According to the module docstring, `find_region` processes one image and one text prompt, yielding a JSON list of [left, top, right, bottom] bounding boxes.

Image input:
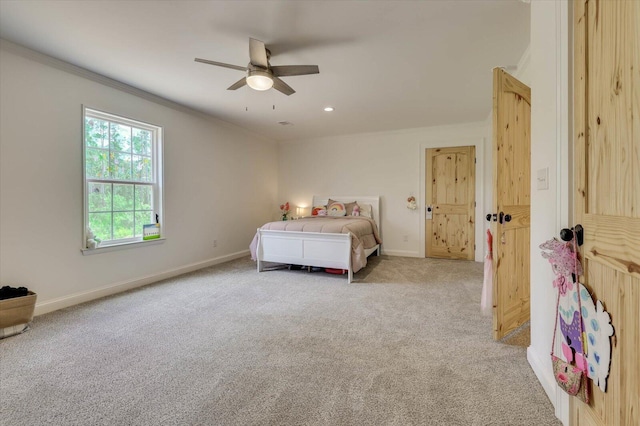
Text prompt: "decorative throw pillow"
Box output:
[[312, 205, 327, 216], [345, 201, 358, 216], [327, 199, 357, 216], [327, 202, 347, 216], [359, 203, 373, 218]]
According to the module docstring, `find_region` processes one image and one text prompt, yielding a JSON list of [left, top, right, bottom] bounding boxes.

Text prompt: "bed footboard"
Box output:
[[256, 229, 353, 283]]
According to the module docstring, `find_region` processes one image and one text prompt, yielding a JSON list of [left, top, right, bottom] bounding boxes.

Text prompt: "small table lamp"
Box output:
[[296, 206, 310, 218]]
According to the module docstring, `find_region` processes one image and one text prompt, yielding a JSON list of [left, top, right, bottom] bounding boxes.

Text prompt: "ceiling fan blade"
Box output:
[[271, 65, 320, 77], [194, 58, 247, 72], [249, 38, 269, 68], [227, 77, 247, 91], [272, 76, 295, 96]]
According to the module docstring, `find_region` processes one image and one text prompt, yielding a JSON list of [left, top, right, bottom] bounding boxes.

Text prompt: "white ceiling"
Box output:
[[0, 0, 530, 142]]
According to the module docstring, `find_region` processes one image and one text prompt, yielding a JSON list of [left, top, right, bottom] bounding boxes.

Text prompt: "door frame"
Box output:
[[419, 136, 484, 262]]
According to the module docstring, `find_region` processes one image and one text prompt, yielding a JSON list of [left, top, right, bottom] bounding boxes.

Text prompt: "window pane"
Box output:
[[133, 155, 152, 182], [113, 212, 134, 239], [86, 148, 109, 179], [113, 184, 134, 211], [89, 212, 112, 241], [110, 152, 132, 180], [132, 128, 151, 156], [135, 211, 154, 237], [88, 183, 112, 212], [110, 123, 131, 153], [85, 118, 109, 148], [84, 108, 161, 246], [135, 185, 153, 210]]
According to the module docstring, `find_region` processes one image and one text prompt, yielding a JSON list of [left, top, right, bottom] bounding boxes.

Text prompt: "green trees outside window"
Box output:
[[84, 110, 161, 245]]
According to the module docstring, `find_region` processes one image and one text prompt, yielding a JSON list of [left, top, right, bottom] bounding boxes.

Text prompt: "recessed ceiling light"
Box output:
[[323, 106, 334, 112]]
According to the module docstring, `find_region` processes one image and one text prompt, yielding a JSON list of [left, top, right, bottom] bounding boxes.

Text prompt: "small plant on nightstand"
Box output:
[[280, 202, 290, 221]]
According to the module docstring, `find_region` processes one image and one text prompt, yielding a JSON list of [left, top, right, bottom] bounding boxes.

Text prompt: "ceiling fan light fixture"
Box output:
[[246, 70, 273, 91]]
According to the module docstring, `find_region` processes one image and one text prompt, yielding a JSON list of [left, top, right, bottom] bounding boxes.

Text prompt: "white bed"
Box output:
[[254, 196, 381, 283]]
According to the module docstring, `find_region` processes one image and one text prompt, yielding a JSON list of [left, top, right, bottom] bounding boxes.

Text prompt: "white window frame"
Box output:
[[82, 106, 164, 253]]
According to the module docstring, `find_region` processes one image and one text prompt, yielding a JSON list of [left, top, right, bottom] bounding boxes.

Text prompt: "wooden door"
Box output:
[[425, 146, 475, 260], [492, 68, 531, 340], [572, 1, 639, 425]]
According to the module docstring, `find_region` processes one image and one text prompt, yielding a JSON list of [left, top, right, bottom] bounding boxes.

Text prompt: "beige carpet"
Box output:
[[501, 322, 531, 348], [0, 255, 559, 425]]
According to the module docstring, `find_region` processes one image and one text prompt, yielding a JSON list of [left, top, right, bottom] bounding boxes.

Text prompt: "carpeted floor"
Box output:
[[501, 322, 531, 348], [0, 256, 559, 426]]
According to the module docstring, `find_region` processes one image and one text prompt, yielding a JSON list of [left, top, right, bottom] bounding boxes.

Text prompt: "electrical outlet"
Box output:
[[213, 239, 217, 248], [403, 235, 409, 242]]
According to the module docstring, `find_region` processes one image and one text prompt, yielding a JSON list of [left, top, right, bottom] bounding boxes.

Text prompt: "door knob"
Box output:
[[560, 225, 584, 246], [498, 212, 512, 224]]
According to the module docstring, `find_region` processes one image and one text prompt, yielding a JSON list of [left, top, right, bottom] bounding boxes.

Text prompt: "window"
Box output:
[[83, 107, 163, 248]]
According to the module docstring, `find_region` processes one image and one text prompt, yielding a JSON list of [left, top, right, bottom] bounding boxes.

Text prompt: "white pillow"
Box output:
[[359, 203, 373, 218]]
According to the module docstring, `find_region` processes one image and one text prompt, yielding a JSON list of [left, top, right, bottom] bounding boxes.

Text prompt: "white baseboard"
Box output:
[[34, 250, 250, 316], [527, 346, 568, 425], [382, 249, 421, 257], [527, 346, 555, 403]]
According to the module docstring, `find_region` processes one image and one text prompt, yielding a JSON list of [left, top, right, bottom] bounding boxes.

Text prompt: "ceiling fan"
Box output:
[[195, 38, 320, 96]]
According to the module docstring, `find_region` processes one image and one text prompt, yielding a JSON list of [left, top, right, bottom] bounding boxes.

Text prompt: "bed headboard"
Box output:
[[312, 196, 381, 233]]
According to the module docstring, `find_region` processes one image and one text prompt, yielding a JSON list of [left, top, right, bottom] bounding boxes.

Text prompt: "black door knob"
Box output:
[[504, 214, 512, 222], [560, 228, 573, 241]]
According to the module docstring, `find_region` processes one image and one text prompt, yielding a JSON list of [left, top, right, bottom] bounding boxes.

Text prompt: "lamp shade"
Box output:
[[246, 70, 273, 91], [296, 206, 310, 218]]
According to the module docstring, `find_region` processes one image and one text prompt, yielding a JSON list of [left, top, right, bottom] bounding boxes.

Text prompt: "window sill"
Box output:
[[81, 238, 166, 255]]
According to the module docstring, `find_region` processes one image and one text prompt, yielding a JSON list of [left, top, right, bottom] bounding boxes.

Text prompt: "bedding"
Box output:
[[249, 216, 382, 273]]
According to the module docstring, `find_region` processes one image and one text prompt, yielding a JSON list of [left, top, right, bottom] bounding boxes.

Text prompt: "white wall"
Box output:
[[527, 1, 571, 424], [0, 41, 278, 314], [277, 122, 488, 261]]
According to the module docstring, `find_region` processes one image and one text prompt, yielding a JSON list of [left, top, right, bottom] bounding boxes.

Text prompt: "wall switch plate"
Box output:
[[537, 167, 549, 190]]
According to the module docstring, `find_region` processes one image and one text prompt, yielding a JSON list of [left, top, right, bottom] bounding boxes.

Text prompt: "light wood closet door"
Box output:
[[425, 146, 475, 260], [572, 1, 640, 425]]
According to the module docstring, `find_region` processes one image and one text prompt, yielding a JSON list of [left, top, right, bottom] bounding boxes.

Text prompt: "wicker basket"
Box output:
[[0, 291, 37, 328]]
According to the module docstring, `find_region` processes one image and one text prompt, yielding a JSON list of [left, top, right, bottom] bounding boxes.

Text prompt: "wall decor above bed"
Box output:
[[249, 196, 382, 283]]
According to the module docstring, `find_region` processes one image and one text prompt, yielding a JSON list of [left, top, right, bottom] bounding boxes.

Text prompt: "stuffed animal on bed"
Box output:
[[352, 204, 360, 216], [312, 205, 327, 216]]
